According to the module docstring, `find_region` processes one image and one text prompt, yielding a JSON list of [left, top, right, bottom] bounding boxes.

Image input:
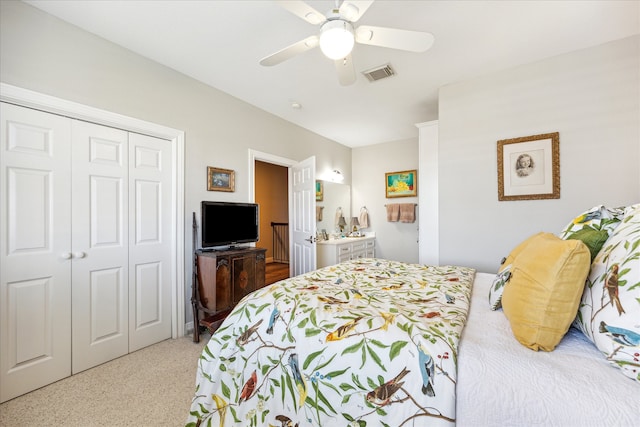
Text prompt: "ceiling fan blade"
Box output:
[[274, 0, 325, 25], [335, 54, 356, 86], [356, 25, 434, 52], [259, 35, 319, 66], [339, 0, 374, 22]]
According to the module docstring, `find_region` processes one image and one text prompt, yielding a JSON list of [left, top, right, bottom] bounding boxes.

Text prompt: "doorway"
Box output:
[[249, 150, 317, 280], [255, 160, 289, 284]]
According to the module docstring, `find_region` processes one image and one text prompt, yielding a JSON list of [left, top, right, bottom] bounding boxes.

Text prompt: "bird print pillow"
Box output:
[[558, 205, 624, 261], [573, 203, 640, 382], [489, 263, 511, 311]]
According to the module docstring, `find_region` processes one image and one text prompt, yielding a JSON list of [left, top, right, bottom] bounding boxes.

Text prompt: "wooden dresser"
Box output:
[[193, 247, 266, 342]]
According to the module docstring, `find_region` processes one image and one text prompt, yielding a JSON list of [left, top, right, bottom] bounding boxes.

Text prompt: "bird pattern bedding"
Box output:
[[186, 258, 475, 427]]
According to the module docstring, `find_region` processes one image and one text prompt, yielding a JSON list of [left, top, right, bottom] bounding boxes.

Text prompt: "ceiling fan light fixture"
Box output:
[[304, 12, 324, 25], [340, 3, 359, 21], [319, 20, 355, 60]]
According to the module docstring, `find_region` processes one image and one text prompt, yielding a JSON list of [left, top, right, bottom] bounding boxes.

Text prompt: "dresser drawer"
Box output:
[[338, 252, 352, 263], [351, 241, 368, 252], [337, 245, 352, 255]]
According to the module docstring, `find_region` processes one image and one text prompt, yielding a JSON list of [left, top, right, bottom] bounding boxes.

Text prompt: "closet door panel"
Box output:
[[128, 133, 172, 351], [71, 120, 129, 374], [0, 103, 72, 403], [89, 267, 125, 341]]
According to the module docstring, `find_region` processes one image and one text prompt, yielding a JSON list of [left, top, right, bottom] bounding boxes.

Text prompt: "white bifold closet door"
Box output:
[[0, 103, 73, 402], [0, 102, 172, 402]]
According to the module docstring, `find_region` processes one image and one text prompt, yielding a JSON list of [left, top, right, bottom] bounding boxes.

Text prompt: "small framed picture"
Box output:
[[207, 166, 235, 192], [497, 132, 559, 201], [315, 180, 323, 201], [385, 170, 417, 198]]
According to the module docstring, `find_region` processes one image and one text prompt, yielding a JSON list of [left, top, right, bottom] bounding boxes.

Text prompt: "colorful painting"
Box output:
[[385, 170, 417, 198], [315, 180, 323, 201]]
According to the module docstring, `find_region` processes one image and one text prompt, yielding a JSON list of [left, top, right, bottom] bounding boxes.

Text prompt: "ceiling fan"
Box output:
[[259, 0, 435, 86]]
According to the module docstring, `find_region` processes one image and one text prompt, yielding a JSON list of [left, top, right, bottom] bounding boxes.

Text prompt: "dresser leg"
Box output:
[[192, 300, 200, 343]]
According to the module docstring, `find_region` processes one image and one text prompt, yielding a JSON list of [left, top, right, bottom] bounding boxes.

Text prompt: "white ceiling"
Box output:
[[25, 0, 640, 148]]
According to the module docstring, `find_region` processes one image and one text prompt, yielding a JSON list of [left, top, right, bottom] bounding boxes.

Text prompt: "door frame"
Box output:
[[0, 83, 186, 338], [248, 149, 296, 275]]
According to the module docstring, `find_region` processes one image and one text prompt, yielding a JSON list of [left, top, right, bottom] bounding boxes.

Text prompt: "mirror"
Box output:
[[316, 180, 350, 237]]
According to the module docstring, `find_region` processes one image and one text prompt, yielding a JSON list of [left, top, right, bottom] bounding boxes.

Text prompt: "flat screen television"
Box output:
[[201, 201, 259, 249]]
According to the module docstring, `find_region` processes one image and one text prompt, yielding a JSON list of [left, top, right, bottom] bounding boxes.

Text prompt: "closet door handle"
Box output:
[[73, 252, 87, 259], [61, 252, 72, 260]]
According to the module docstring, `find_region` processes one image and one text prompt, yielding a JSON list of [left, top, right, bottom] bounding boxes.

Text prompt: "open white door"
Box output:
[[290, 156, 316, 276]]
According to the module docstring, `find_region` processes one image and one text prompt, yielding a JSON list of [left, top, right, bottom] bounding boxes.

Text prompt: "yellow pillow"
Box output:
[[502, 232, 590, 351], [490, 231, 546, 310]]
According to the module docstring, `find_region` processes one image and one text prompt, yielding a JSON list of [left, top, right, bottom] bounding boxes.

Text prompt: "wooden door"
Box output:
[[0, 103, 73, 402], [291, 156, 316, 276]]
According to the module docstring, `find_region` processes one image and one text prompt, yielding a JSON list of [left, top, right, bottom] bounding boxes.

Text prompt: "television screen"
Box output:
[[201, 201, 259, 248]]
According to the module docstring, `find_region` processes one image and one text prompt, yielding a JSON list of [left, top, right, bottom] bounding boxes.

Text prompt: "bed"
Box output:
[[186, 255, 639, 426], [457, 272, 640, 426], [186, 258, 475, 426], [455, 204, 640, 426]]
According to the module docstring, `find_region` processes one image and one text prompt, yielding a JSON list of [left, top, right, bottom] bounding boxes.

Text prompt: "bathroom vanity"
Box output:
[[317, 236, 375, 268]]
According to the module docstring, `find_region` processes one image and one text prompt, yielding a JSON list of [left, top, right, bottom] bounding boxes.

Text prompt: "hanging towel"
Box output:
[[316, 206, 324, 222], [358, 207, 369, 229], [334, 207, 343, 229], [386, 204, 400, 222], [399, 203, 416, 223]]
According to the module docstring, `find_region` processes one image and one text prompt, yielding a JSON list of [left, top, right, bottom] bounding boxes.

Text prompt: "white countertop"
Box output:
[[317, 235, 375, 245]]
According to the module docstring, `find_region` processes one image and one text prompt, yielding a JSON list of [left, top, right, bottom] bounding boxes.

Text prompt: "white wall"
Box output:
[[3, 1, 638, 306], [0, 0, 352, 329], [352, 138, 419, 264], [437, 35, 640, 273]]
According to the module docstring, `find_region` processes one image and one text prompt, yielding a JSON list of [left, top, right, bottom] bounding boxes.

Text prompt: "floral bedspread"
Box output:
[[186, 258, 475, 427]]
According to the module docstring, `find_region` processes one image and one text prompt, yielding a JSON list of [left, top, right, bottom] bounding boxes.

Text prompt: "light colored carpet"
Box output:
[[0, 335, 208, 426]]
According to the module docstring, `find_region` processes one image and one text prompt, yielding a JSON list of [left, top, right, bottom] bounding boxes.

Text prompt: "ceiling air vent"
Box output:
[[362, 64, 396, 82]]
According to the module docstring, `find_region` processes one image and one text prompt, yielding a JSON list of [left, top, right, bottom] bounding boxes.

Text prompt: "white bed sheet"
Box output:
[[457, 272, 639, 427]]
